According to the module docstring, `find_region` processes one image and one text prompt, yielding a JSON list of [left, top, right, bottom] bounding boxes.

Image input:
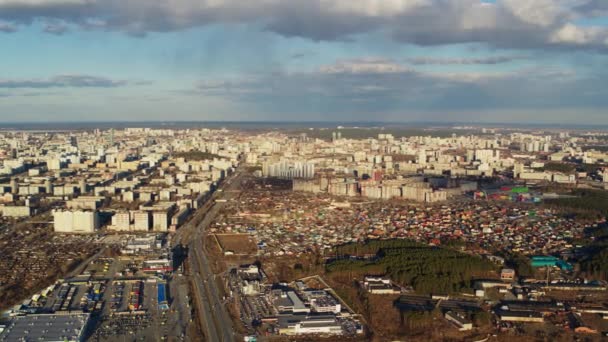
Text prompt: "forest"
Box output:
[[327, 239, 497, 295], [538, 162, 576, 173], [580, 224, 608, 280], [544, 189, 608, 219]]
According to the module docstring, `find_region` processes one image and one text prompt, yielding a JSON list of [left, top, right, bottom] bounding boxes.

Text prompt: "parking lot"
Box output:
[[93, 279, 173, 341]]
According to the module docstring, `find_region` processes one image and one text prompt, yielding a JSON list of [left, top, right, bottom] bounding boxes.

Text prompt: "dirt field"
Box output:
[[214, 234, 258, 255]]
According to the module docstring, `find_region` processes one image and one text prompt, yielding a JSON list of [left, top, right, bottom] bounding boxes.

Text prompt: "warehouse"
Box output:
[[0, 313, 90, 342]]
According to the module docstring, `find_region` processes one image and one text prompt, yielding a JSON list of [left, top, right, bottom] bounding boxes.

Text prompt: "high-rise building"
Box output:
[[53, 210, 100, 233]]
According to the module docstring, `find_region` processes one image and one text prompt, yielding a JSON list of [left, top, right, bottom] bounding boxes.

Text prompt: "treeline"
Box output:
[[539, 162, 576, 173], [327, 239, 497, 295], [581, 249, 608, 279], [544, 189, 608, 219], [583, 145, 608, 153], [576, 163, 604, 173], [174, 150, 221, 161], [334, 239, 421, 256], [580, 225, 608, 280], [505, 253, 535, 278]]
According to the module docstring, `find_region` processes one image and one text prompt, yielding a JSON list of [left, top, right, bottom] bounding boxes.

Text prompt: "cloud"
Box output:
[[0, 21, 17, 32], [0, 91, 62, 97], [574, 0, 608, 17], [290, 52, 314, 60], [318, 58, 409, 74], [0, 0, 606, 50], [186, 58, 608, 116], [196, 78, 266, 94], [43, 21, 68, 34], [405, 56, 527, 65], [550, 23, 608, 45], [0, 75, 131, 88]]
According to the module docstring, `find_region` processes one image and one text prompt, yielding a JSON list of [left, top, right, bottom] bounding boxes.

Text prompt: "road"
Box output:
[[171, 168, 246, 342]]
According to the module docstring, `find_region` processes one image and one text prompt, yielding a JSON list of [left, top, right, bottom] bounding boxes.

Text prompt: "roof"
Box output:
[[0, 313, 90, 342], [496, 309, 543, 319], [277, 314, 339, 328]]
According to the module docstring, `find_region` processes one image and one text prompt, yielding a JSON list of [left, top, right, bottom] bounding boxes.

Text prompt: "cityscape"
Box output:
[[2, 0, 608, 341], [0, 124, 606, 341]]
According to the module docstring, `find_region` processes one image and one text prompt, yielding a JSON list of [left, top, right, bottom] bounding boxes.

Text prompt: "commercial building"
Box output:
[[278, 314, 343, 336], [274, 291, 310, 314], [0, 313, 90, 342]]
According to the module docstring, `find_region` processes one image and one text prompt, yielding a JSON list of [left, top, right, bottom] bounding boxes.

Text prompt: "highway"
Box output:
[[171, 168, 245, 342]]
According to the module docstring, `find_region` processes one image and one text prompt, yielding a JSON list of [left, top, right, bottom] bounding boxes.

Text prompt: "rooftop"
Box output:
[[0, 313, 90, 342]]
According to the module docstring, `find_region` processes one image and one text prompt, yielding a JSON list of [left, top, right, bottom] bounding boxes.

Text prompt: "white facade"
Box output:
[[152, 211, 169, 232], [111, 211, 131, 231], [263, 161, 315, 179], [133, 211, 151, 231], [53, 210, 100, 233]]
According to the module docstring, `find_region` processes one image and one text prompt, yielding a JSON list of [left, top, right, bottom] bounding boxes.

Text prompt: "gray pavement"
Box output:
[[171, 169, 244, 342]]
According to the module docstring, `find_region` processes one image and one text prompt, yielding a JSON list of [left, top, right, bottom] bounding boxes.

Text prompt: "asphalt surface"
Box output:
[[172, 169, 245, 342]]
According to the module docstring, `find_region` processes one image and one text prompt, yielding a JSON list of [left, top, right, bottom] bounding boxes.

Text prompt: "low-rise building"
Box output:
[[0, 312, 90, 342], [445, 311, 473, 331], [362, 276, 401, 294], [278, 314, 343, 336], [274, 291, 310, 314], [501, 268, 516, 282]]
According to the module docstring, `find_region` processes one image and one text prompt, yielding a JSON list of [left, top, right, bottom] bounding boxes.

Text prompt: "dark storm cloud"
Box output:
[[574, 0, 608, 17]]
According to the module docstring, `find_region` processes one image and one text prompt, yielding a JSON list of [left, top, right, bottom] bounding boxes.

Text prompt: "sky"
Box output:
[[0, 0, 608, 124]]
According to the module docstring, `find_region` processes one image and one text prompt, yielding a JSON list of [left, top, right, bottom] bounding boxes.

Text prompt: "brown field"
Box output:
[[214, 234, 258, 255]]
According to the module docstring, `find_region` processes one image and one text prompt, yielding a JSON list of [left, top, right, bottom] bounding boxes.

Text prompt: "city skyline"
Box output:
[[1, 0, 608, 123]]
